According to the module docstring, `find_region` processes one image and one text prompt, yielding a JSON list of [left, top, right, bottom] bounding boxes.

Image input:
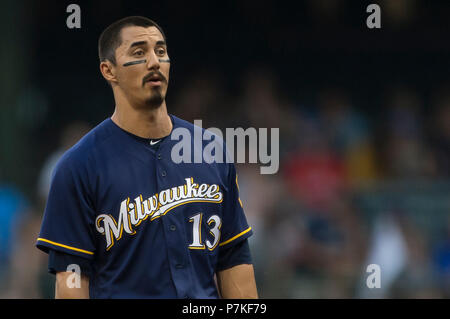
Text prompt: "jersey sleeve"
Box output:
[[48, 249, 94, 277], [36, 154, 97, 260], [218, 163, 253, 249], [216, 239, 253, 271]]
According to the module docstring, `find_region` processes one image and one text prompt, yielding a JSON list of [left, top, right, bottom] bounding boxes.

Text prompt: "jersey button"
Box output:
[[170, 225, 176, 231], [157, 154, 162, 160], [161, 170, 166, 177]]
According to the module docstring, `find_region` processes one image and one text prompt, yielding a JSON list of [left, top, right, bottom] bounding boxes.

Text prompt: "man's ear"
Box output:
[[100, 60, 118, 84]]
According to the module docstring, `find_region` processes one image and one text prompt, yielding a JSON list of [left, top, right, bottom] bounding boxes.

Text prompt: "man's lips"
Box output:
[[143, 73, 166, 87], [145, 80, 162, 87]]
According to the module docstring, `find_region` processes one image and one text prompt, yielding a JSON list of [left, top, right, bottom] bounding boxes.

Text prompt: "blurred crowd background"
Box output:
[[0, 0, 449, 298]]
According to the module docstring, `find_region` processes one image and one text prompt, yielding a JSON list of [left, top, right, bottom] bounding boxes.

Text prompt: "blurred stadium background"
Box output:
[[0, 0, 449, 298]]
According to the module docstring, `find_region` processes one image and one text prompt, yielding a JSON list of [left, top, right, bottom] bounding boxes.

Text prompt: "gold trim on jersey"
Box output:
[[37, 238, 94, 255], [219, 226, 252, 247]]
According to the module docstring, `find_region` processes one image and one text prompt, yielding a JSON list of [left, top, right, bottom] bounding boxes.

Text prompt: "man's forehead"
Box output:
[[119, 25, 164, 47]]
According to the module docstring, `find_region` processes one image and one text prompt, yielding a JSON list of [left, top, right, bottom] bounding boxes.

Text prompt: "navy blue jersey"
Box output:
[[36, 115, 253, 298]]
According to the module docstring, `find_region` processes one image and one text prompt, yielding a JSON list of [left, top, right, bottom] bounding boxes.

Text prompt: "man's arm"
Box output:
[[55, 272, 90, 299], [216, 264, 258, 299]]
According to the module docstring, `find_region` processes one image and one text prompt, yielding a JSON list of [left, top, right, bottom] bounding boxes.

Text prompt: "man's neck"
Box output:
[[111, 100, 173, 139]]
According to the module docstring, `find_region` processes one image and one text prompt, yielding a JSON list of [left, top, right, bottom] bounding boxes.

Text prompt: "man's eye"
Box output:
[[156, 48, 166, 55], [134, 50, 144, 56]]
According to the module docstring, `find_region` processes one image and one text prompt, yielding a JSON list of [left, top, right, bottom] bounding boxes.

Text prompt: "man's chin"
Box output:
[[144, 93, 164, 109]]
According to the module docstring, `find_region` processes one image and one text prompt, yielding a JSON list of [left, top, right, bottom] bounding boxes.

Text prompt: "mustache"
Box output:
[[142, 71, 167, 87]]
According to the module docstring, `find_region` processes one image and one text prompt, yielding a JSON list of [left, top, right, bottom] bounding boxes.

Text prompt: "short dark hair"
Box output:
[[98, 16, 166, 65]]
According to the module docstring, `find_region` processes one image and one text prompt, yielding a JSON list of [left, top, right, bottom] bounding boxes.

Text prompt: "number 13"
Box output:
[[189, 213, 221, 251]]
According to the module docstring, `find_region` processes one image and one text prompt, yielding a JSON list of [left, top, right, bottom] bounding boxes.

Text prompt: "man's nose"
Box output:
[[146, 51, 160, 70]]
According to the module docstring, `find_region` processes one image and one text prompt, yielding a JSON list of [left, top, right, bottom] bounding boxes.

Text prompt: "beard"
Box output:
[[141, 70, 168, 110], [144, 87, 165, 109]]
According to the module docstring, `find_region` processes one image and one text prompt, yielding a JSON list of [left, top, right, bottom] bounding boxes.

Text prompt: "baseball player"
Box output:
[[36, 16, 257, 299]]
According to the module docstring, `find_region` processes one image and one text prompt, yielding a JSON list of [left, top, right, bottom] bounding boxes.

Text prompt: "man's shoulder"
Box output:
[[171, 114, 197, 131], [55, 119, 114, 172], [171, 114, 232, 173], [171, 114, 225, 143]]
